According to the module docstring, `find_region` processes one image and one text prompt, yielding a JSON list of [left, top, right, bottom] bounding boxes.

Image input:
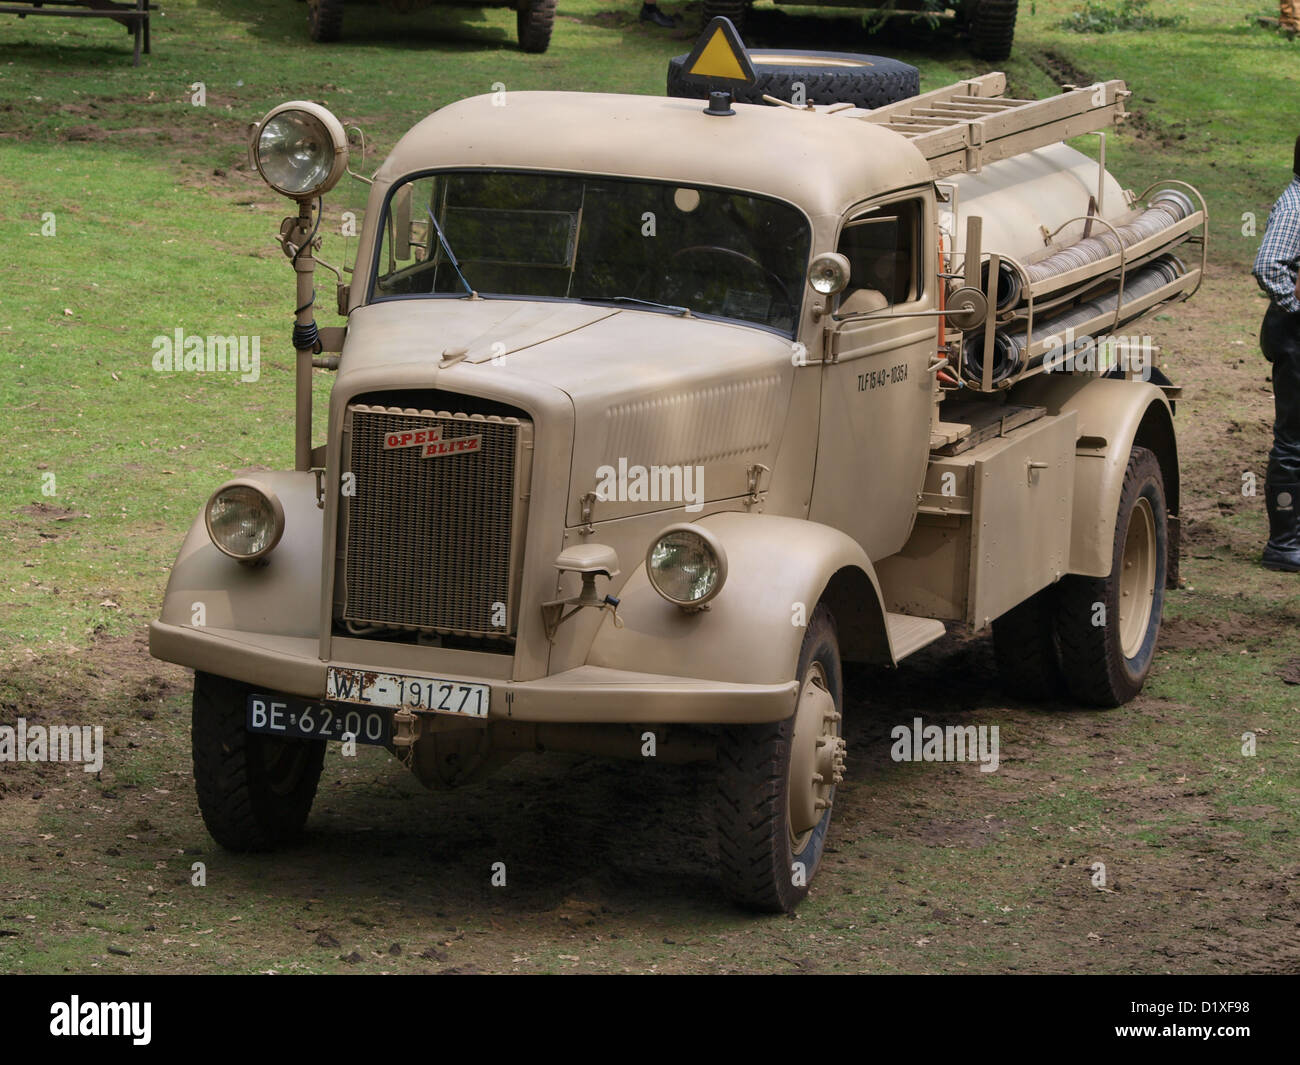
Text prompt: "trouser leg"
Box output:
[[1265, 313, 1300, 479], [1263, 309, 1300, 567]]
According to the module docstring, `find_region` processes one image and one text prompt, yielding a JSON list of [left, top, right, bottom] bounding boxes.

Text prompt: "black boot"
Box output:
[[1263, 465, 1300, 572], [639, 3, 676, 27]]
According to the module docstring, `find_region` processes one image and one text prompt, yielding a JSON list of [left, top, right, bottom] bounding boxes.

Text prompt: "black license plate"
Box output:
[[246, 693, 392, 746]]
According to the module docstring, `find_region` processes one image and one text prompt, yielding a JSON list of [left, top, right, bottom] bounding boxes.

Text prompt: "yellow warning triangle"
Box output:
[[690, 27, 747, 81], [681, 16, 756, 86]]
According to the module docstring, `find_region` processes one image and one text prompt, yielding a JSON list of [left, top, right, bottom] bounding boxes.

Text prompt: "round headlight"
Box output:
[[809, 252, 851, 296], [205, 480, 285, 562], [645, 524, 728, 609], [251, 101, 348, 199]]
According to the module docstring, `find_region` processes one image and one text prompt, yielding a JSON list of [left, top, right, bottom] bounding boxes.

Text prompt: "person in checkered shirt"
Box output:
[[1252, 135, 1300, 571]]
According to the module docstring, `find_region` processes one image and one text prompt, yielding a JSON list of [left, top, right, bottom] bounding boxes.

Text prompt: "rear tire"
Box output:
[[716, 606, 845, 912], [1055, 447, 1167, 707], [517, 0, 556, 53], [967, 0, 1019, 61], [993, 586, 1066, 701], [667, 50, 920, 110], [192, 672, 326, 851], [308, 0, 345, 43]]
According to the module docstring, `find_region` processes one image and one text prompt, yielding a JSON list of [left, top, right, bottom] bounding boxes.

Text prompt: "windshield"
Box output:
[[370, 171, 811, 335]]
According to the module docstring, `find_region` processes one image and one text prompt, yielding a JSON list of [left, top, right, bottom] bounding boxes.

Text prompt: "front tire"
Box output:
[[1055, 446, 1167, 707], [716, 605, 845, 912], [192, 672, 326, 851]]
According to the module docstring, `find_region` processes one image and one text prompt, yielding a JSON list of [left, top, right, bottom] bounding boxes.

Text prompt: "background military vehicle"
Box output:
[[303, 0, 557, 53], [703, 0, 1020, 61], [151, 22, 1204, 912]]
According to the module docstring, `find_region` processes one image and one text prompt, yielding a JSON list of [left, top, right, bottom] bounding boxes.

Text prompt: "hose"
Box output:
[[963, 254, 1186, 386], [978, 189, 1193, 311]]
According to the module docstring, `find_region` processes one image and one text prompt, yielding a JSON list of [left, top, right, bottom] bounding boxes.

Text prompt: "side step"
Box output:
[[886, 613, 947, 662]]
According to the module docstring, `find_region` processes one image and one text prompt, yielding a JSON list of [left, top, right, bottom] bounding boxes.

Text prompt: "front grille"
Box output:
[[339, 403, 533, 637]]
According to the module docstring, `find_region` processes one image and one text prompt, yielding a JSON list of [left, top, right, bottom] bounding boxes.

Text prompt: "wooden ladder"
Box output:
[[842, 73, 1130, 179]]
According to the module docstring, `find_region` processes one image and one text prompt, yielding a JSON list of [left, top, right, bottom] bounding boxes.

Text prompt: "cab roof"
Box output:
[[375, 91, 933, 220]]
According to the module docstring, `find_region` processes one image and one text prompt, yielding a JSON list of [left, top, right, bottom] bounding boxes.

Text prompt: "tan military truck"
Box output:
[[150, 24, 1205, 912]]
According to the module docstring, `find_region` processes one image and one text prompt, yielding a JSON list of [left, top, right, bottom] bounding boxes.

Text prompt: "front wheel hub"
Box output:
[[788, 663, 844, 848]]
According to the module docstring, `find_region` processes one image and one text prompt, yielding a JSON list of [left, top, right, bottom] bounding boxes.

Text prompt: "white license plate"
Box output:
[[326, 667, 489, 718]]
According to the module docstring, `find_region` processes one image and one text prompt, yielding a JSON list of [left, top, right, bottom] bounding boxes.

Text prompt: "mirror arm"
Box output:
[[832, 306, 952, 324], [832, 295, 985, 326]]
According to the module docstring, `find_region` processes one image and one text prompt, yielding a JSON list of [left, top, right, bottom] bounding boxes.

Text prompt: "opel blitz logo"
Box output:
[[383, 427, 482, 458]]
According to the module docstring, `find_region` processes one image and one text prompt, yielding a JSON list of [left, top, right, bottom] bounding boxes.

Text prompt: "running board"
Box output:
[[886, 613, 947, 661]]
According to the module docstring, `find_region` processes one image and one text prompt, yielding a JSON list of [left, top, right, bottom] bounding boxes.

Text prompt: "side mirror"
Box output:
[[944, 286, 989, 331]]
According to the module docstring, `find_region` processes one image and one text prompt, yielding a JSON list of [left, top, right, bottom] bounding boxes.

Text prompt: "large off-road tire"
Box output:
[[308, 0, 345, 43], [517, 0, 556, 53], [1054, 447, 1167, 708], [716, 605, 846, 913], [992, 585, 1066, 701], [667, 50, 920, 110], [967, 0, 1019, 61], [192, 672, 326, 851], [701, 0, 749, 34]]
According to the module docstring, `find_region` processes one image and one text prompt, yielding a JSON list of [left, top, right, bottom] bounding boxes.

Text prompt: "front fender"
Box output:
[[1012, 376, 1178, 579], [154, 470, 323, 637], [587, 511, 894, 689]]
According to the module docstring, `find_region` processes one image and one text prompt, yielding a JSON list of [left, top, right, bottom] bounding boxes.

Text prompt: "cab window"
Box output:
[[835, 199, 923, 316], [370, 170, 812, 336]]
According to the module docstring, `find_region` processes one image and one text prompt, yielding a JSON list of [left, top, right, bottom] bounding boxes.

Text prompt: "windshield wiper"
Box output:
[[427, 208, 473, 296], [599, 296, 692, 317]]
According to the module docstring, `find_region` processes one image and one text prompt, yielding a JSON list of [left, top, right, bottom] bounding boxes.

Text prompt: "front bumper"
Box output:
[[149, 620, 798, 724]]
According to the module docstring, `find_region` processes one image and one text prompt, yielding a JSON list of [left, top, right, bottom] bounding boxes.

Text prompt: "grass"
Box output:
[[0, 0, 1298, 974]]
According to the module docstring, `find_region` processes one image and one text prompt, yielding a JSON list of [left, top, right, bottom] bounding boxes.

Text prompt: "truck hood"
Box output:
[[340, 298, 797, 523]]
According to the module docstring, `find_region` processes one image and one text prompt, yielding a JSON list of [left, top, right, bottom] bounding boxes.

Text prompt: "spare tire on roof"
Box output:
[[667, 50, 920, 111]]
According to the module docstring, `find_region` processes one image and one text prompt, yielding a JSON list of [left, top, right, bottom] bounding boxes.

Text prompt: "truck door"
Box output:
[[810, 189, 937, 561]]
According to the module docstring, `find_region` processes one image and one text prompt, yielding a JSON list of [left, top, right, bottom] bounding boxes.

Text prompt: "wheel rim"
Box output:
[[787, 662, 844, 854], [1118, 496, 1156, 659], [263, 741, 308, 797]]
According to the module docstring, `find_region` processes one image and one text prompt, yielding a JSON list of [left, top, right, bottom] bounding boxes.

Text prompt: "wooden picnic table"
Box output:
[[0, 1, 152, 66]]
